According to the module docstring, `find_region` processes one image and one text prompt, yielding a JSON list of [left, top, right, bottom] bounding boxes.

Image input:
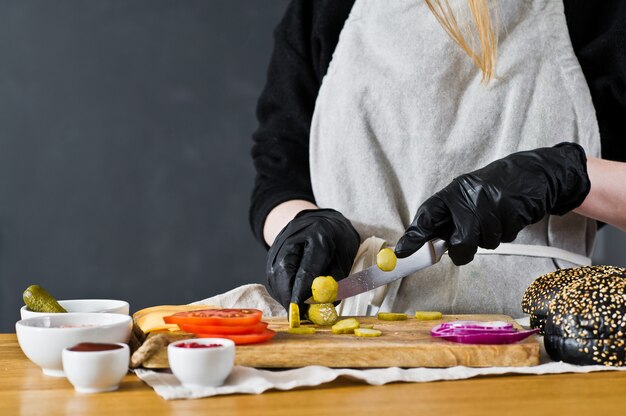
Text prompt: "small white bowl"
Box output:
[[20, 299, 129, 320], [16, 313, 132, 377], [168, 338, 235, 388], [62, 342, 130, 393]]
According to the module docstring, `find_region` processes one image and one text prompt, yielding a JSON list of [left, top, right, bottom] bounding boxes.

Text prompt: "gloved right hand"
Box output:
[[394, 142, 590, 265], [266, 208, 360, 312]]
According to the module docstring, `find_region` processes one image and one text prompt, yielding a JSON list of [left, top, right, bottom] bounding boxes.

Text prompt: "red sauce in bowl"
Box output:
[[68, 343, 124, 352], [175, 342, 222, 349]]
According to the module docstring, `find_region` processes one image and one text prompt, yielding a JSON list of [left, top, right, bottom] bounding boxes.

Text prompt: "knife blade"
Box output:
[[305, 238, 448, 304]]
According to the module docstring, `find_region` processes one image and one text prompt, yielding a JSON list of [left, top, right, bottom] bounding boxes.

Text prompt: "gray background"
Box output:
[[0, 1, 624, 332]]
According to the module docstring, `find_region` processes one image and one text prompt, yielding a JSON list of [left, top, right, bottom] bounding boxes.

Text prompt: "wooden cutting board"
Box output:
[[140, 314, 540, 368]]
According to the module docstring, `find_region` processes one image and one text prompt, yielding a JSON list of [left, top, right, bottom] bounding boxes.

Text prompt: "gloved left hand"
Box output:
[[394, 142, 590, 266], [266, 208, 360, 312]]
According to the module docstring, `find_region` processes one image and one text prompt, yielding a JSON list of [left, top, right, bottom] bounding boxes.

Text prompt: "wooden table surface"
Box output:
[[2, 334, 626, 416]]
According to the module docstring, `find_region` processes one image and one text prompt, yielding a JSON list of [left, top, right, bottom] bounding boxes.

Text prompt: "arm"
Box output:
[[249, 0, 353, 247], [574, 156, 626, 231], [263, 199, 318, 246], [252, 1, 358, 311], [249, 0, 320, 247], [395, 143, 590, 265], [565, 1, 626, 230]]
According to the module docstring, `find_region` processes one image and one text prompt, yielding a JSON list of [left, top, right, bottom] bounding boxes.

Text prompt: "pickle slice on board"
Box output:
[[23, 285, 67, 313], [287, 327, 316, 335], [289, 303, 300, 328], [307, 303, 338, 326], [331, 318, 360, 334], [354, 328, 382, 337], [414, 311, 443, 320], [377, 312, 408, 321]]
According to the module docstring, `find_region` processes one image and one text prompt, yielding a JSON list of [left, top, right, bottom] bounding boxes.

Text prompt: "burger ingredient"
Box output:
[[129, 323, 146, 354], [376, 248, 397, 271], [311, 276, 338, 303], [287, 327, 316, 335], [178, 322, 267, 335], [164, 309, 263, 327], [196, 329, 276, 345], [289, 303, 300, 328], [377, 312, 408, 321], [133, 305, 211, 333], [307, 303, 338, 326], [544, 272, 626, 366], [68, 343, 124, 352], [430, 321, 538, 344], [521, 265, 626, 334], [23, 285, 67, 313], [414, 311, 443, 320], [175, 342, 222, 349], [354, 328, 382, 337], [331, 318, 360, 334], [130, 333, 170, 368]]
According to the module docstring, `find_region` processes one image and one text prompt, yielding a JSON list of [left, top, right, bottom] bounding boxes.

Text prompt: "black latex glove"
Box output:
[[395, 142, 590, 266], [266, 208, 360, 312]]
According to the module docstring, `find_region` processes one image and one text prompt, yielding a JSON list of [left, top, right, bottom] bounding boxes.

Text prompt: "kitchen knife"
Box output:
[[305, 238, 448, 304]]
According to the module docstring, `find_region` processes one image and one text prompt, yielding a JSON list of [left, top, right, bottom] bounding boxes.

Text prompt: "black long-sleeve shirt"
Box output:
[[250, 0, 626, 245]]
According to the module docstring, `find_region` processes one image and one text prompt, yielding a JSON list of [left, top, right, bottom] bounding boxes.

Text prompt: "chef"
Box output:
[[250, 0, 626, 317]]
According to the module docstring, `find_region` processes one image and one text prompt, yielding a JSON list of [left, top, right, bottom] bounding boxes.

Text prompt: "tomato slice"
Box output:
[[196, 329, 276, 345], [163, 309, 263, 326], [179, 322, 268, 335]]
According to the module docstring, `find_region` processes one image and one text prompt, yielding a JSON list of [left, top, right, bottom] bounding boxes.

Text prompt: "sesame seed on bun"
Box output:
[[521, 265, 625, 334], [543, 272, 626, 366]]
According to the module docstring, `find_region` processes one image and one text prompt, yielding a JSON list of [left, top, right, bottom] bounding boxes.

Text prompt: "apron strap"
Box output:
[[475, 243, 592, 266]]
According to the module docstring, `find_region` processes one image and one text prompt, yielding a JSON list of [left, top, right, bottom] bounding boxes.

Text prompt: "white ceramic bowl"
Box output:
[[16, 313, 132, 377], [20, 299, 129, 320], [62, 342, 130, 393], [168, 338, 235, 388]]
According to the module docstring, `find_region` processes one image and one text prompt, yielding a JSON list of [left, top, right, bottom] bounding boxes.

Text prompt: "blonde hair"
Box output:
[[425, 0, 497, 83]]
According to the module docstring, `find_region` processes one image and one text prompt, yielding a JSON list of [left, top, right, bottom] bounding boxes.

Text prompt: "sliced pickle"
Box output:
[[414, 311, 443, 320], [354, 328, 382, 337], [307, 303, 338, 326], [331, 318, 360, 334], [287, 327, 316, 335], [289, 303, 300, 328], [377, 312, 408, 321], [311, 276, 338, 303], [376, 248, 397, 271]]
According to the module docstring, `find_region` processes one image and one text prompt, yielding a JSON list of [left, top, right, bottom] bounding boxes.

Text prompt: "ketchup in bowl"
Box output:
[[68, 343, 125, 352], [62, 342, 130, 393]]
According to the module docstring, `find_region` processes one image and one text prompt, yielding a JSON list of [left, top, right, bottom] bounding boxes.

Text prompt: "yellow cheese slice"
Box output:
[[133, 304, 214, 333]]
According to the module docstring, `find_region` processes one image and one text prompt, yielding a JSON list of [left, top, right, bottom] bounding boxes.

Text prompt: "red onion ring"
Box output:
[[430, 320, 539, 344]]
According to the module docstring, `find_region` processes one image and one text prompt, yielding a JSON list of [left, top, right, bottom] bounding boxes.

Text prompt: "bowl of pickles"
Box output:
[[16, 312, 132, 377], [20, 285, 129, 319]]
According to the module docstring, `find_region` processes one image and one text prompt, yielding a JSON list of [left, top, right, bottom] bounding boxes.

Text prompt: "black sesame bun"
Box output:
[[521, 265, 625, 334], [544, 273, 626, 366]]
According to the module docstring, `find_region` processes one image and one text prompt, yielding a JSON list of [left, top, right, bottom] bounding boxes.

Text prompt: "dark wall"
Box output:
[[0, 0, 289, 331], [2, 1, 625, 333]]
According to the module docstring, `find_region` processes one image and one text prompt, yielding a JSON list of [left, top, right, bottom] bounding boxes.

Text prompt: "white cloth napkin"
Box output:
[[135, 284, 626, 400], [135, 360, 626, 400], [190, 283, 286, 318]]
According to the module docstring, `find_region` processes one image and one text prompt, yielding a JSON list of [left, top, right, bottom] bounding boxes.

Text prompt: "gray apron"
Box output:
[[309, 0, 601, 317]]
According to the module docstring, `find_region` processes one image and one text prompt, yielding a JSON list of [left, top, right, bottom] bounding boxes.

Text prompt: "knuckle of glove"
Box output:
[[448, 244, 477, 266]]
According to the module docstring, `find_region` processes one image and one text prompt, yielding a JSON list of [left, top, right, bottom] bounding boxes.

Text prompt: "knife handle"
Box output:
[[428, 238, 449, 264]]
